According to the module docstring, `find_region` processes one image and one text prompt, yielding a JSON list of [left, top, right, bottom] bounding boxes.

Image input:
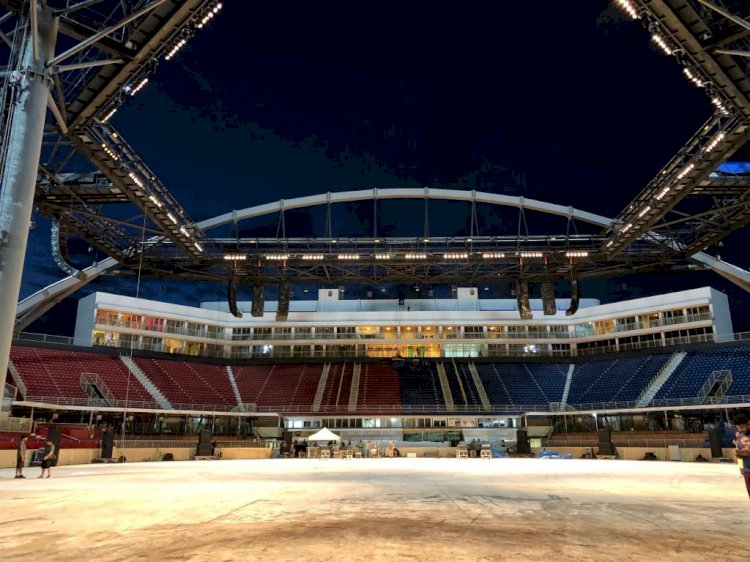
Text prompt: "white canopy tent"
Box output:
[[306, 427, 341, 442]]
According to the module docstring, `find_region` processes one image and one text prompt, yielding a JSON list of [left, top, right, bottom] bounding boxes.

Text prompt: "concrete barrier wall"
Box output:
[[532, 446, 736, 462]]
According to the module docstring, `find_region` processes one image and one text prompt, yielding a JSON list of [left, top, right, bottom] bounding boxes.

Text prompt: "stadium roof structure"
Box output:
[[2, 1, 750, 324]]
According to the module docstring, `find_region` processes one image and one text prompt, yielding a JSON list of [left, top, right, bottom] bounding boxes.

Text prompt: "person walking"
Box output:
[[39, 438, 56, 479], [15, 435, 28, 479]]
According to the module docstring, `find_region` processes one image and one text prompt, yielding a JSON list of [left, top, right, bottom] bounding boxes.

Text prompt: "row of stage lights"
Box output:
[[611, 0, 736, 244], [222, 251, 591, 261], [614, 0, 733, 118], [99, 1, 224, 124]]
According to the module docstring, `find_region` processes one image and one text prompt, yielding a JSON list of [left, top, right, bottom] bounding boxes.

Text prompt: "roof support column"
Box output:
[[0, 5, 57, 400]]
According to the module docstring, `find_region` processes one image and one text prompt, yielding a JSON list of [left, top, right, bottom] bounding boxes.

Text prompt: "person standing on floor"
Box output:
[[39, 438, 56, 479], [734, 414, 750, 498], [15, 435, 28, 479]]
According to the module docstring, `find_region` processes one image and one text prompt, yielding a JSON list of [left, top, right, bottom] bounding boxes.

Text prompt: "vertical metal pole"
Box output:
[[0, 6, 57, 396]]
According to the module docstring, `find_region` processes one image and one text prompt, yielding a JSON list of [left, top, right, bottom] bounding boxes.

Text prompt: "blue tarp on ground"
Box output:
[[538, 449, 573, 460]]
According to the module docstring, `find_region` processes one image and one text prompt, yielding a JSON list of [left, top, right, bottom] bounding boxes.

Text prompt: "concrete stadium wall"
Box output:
[[533, 446, 736, 462]]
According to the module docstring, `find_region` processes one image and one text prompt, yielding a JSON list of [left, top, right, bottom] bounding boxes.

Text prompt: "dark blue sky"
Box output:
[[20, 2, 750, 334]]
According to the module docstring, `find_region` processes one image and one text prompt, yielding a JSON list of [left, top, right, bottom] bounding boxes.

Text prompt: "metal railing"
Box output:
[[547, 439, 707, 448], [22, 395, 255, 414]]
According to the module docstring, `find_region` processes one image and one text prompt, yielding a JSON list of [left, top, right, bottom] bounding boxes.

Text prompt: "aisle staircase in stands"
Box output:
[[561, 364, 574, 406], [468, 362, 491, 411], [312, 363, 331, 412], [635, 351, 686, 407], [120, 355, 172, 409], [225, 366, 244, 411], [436, 363, 455, 411], [349, 363, 361, 412]]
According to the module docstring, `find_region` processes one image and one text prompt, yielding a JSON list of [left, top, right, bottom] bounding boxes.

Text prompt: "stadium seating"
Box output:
[[320, 362, 352, 408], [656, 346, 750, 399], [452, 363, 483, 406], [398, 363, 444, 407], [232, 364, 322, 407], [357, 363, 401, 409], [473, 363, 513, 405]]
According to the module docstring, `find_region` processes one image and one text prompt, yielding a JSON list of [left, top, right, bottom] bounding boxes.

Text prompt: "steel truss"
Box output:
[[606, 0, 750, 257]]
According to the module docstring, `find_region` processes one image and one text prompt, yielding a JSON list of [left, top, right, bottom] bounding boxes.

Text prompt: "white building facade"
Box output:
[[73, 286, 731, 360]]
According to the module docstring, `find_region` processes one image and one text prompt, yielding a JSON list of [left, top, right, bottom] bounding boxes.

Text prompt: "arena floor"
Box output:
[[0, 457, 747, 561]]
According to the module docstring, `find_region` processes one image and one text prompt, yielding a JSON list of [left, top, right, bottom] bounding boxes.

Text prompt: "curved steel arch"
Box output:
[[15, 192, 750, 328], [197, 188, 613, 231]]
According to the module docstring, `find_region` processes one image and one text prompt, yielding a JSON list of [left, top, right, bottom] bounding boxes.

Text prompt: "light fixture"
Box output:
[[338, 254, 360, 260], [302, 254, 324, 260], [179, 226, 190, 237], [165, 38, 187, 61], [482, 252, 505, 259], [621, 223, 633, 233], [405, 253, 427, 259], [443, 252, 469, 259], [223, 253, 246, 261], [167, 212, 178, 224], [606, 240, 614, 248], [519, 251, 543, 258], [651, 33, 672, 56], [565, 251, 589, 258], [655, 186, 670, 201], [614, 0, 639, 20], [682, 68, 703, 88], [129, 77, 148, 96], [193, 242, 203, 252], [704, 132, 725, 153], [128, 172, 144, 188], [711, 97, 730, 116], [375, 253, 392, 260], [265, 254, 290, 260], [100, 142, 119, 161], [676, 163, 694, 180], [147, 194, 163, 208], [637, 205, 651, 218], [101, 107, 117, 123]]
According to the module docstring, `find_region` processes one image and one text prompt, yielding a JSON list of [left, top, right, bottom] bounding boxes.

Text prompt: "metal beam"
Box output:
[[47, 0, 168, 67], [695, 0, 750, 33]]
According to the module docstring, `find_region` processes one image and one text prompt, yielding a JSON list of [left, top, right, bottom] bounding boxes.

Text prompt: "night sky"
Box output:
[[20, 2, 750, 335]]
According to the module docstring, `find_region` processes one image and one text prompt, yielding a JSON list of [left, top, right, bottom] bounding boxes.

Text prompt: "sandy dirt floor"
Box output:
[[0, 457, 747, 562]]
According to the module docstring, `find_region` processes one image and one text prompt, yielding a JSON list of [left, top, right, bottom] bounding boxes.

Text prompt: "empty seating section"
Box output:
[[11, 347, 87, 399], [454, 363, 482, 406], [232, 365, 275, 404], [357, 363, 401, 408], [444, 364, 468, 405], [11, 346, 151, 402], [398, 364, 444, 407], [525, 364, 566, 403], [232, 364, 322, 407], [656, 346, 750, 399], [493, 363, 548, 406], [320, 363, 352, 408], [474, 364, 513, 405], [181, 362, 237, 406], [134, 358, 211, 406], [610, 355, 670, 402]]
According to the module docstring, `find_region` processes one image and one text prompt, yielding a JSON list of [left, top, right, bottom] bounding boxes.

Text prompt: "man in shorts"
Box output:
[[15, 435, 28, 479], [39, 438, 56, 479]]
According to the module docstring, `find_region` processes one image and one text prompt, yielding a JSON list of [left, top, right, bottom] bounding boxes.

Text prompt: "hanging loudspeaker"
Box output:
[[251, 285, 264, 317], [515, 280, 532, 320], [276, 282, 290, 321], [566, 279, 580, 317], [228, 279, 242, 318], [541, 281, 557, 316]]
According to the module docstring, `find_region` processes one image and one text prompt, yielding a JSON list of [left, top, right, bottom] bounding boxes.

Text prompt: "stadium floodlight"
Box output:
[[167, 212, 178, 224], [519, 251, 543, 258], [100, 143, 119, 161], [101, 107, 118, 123], [482, 252, 505, 259], [621, 223, 633, 233], [405, 253, 427, 259], [682, 68, 704, 88], [655, 187, 670, 201], [443, 252, 469, 259], [374, 253, 392, 260], [565, 251, 589, 258], [301, 254, 325, 260], [711, 97, 730, 116], [164, 38, 187, 61], [338, 254, 360, 260], [614, 0, 639, 19], [676, 163, 694, 180], [606, 240, 614, 248], [651, 33, 673, 56], [637, 205, 651, 218], [128, 172, 144, 188], [129, 77, 148, 96], [194, 242, 203, 252], [223, 253, 246, 261], [179, 226, 190, 237], [265, 254, 290, 260], [147, 195, 163, 208], [704, 132, 725, 153]]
